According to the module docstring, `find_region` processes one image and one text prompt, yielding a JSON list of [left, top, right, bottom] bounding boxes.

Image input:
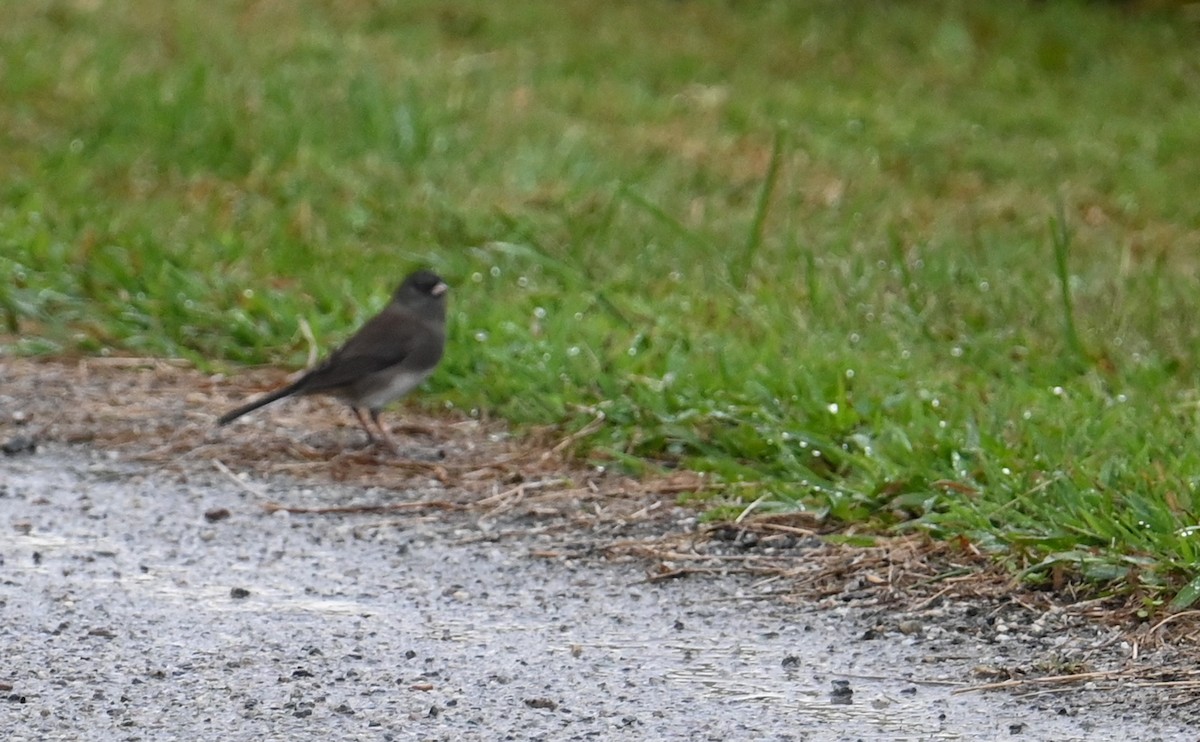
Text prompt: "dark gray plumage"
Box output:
[[217, 269, 448, 447]]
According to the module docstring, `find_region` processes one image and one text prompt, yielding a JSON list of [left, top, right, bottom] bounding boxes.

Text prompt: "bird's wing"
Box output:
[[296, 305, 442, 394]]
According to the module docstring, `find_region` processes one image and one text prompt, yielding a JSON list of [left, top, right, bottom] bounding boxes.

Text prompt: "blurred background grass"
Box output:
[[4, 0, 1200, 608]]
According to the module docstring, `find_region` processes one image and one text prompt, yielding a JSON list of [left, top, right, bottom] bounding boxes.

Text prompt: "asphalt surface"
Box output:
[[1, 445, 1193, 741]]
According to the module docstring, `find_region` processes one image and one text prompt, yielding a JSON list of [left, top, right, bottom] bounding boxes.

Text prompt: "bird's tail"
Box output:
[[216, 380, 304, 426]]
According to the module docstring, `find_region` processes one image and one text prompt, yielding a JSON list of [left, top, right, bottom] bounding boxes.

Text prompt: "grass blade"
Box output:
[[1050, 199, 1086, 363], [733, 126, 787, 289]]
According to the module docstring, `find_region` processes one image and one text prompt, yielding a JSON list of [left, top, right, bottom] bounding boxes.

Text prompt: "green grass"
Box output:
[[5, 0, 1200, 610]]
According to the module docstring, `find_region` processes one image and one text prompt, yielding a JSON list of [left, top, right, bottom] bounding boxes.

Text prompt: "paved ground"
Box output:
[[2, 445, 1194, 742]]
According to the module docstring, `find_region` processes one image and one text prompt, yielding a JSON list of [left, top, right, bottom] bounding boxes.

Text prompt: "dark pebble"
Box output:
[[204, 508, 231, 523], [712, 526, 739, 542], [781, 655, 800, 669], [1, 436, 37, 456], [830, 679, 853, 705], [524, 698, 558, 710], [1010, 722, 1026, 734], [230, 587, 251, 599]]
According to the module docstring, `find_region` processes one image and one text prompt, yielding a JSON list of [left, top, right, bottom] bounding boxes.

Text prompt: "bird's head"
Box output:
[[394, 269, 448, 311]]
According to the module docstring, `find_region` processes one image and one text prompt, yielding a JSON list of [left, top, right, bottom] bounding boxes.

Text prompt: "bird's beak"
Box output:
[[431, 281, 448, 297]]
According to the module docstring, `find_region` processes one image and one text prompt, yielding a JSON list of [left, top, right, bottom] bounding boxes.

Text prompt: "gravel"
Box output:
[[2, 445, 1194, 741]]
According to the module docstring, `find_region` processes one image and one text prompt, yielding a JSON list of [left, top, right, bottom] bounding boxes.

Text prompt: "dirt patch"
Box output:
[[2, 355, 1199, 720]]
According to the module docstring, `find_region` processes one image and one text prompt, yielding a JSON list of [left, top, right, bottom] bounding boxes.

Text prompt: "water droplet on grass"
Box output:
[[474, 331, 489, 342], [533, 307, 546, 319], [827, 403, 839, 414], [490, 266, 501, 277]]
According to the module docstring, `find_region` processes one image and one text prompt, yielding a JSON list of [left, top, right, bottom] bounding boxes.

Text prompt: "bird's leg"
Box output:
[[351, 407, 377, 445], [369, 409, 399, 452], [367, 408, 396, 446]]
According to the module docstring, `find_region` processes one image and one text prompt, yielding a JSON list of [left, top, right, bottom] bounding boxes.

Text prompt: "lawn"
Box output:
[[4, 0, 1200, 610]]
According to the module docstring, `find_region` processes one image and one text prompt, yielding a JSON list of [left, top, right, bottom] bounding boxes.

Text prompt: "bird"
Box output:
[[217, 269, 448, 449]]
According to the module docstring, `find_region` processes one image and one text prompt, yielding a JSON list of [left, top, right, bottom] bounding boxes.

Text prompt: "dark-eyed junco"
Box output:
[[217, 269, 448, 448]]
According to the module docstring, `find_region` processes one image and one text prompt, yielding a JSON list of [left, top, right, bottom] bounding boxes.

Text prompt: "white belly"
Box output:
[[353, 368, 432, 410]]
